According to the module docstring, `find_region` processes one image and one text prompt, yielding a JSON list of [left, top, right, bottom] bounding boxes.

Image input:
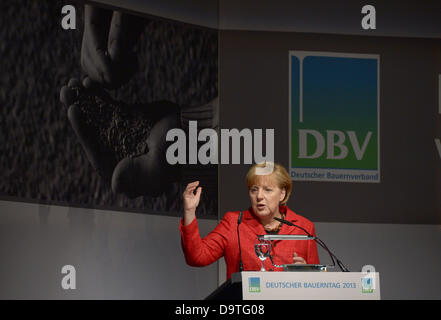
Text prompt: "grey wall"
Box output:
[[312, 222, 441, 300], [0, 200, 218, 299], [219, 0, 441, 38], [93, 0, 441, 39], [219, 30, 441, 224], [1, 200, 440, 299]]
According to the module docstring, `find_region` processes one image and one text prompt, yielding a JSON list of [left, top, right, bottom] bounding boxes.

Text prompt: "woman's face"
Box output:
[[249, 174, 286, 221]]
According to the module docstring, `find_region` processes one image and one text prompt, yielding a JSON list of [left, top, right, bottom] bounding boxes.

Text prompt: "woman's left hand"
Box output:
[[293, 252, 307, 264]]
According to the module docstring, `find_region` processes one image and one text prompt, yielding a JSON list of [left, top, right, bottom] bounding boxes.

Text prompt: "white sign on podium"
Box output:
[[241, 271, 380, 300]]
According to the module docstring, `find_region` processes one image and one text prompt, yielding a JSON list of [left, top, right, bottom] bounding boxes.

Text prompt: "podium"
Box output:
[[207, 271, 380, 300]]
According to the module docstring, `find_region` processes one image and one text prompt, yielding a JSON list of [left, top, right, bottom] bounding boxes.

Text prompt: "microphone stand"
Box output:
[[274, 217, 350, 272], [237, 211, 244, 272]]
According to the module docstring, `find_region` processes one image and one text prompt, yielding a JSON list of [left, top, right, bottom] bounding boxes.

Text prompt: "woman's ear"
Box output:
[[280, 188, 286, 203]]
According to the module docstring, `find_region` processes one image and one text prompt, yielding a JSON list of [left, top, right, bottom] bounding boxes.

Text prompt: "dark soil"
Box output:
[[73, 85, 156, 162]]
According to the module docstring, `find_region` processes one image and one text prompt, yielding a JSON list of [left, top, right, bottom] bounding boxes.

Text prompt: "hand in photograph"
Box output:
[[60, 4, 218, 200], [81, 4, 144, 89], [60, 77, 181, 197]]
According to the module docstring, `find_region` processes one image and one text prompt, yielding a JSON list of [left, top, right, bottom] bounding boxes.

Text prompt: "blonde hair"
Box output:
[[245, 162, 293, 205]]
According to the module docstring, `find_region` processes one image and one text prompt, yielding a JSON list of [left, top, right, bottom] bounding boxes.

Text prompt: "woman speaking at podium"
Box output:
[[180, 162, 320, 280]]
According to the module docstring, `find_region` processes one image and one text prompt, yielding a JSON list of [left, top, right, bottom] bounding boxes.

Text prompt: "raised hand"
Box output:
[[182, 181, 202, 225]]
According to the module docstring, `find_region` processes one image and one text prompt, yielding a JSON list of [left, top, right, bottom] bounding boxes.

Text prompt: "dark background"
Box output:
[[219, 30, 441, 224]]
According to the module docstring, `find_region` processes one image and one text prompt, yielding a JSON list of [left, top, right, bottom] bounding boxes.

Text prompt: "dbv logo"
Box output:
[[289, 51, 380, 182], [248, 277, 261, 293]]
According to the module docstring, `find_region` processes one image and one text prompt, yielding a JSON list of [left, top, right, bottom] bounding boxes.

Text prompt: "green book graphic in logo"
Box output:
[[289, 51, 380, 182], [248, 277, 261, 293]]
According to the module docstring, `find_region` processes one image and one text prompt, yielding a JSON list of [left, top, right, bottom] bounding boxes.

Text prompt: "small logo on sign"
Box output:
[[361, 277, 374, 293], [248, 277, 261, 293], [361, 265, 376, 293]]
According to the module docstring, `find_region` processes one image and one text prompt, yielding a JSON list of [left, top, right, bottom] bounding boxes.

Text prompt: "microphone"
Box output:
[[273, 217, 349, 272], [274, 217, 312, 236], [237, 211, 244, 272]]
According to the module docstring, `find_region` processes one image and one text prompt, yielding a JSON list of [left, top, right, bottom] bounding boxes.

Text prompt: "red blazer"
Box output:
[[180, 206, 320, 280]]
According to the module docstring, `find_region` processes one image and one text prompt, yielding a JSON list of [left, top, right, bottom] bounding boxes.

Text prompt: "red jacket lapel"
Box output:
[[242, 208, 265, 236]]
